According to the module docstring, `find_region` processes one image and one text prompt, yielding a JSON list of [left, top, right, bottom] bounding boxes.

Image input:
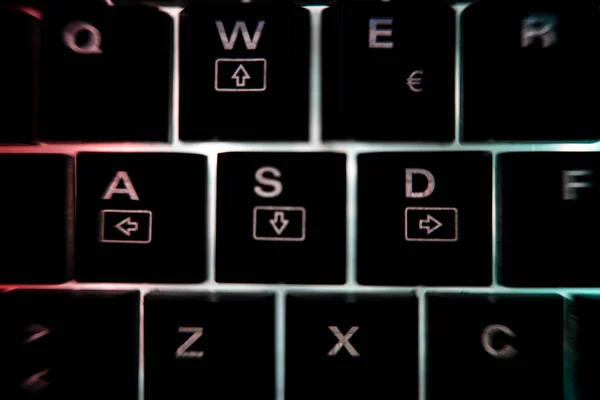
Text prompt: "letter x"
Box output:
[[328, 326, 360, 357]]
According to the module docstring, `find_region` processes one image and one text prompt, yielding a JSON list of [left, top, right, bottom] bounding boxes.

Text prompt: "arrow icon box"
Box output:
[[215, 58, 267, 92], [404, 207, 458, 242], [99, 209, 153, 244], [253, 206, 306, 242]]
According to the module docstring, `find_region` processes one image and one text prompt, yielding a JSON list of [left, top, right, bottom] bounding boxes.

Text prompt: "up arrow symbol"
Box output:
[[231, 64, 250, 87]]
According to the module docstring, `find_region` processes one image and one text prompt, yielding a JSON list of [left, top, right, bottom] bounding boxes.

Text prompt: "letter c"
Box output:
[[481, 324, 518, 359], [63, 21, 103, 54]]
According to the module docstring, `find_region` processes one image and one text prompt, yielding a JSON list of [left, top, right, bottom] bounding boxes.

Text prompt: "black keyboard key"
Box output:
[[0, 155, 72, 283], [322, 0, 455, 142], [569, 295, 600, 400], [216, 152, 346, 283], [0, 7, 39, 143], [427, 294, 564, 400], [76, 152, 207, 283], [462, 0, 600, 142], [286, 293, 418, 400], [179, 2, 309, 141], [40, 4, 172, 142], [0, 289, 139, 399], [144, 292, 274, 400], [357, 152, 492, 286], [499, 152, 600, 287]]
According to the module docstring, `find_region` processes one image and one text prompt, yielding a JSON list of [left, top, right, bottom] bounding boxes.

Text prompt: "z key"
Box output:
[[179, 2, 310, 141]]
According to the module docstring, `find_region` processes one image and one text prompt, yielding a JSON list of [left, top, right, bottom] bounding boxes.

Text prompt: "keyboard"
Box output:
[[0, 0, 598, 399]]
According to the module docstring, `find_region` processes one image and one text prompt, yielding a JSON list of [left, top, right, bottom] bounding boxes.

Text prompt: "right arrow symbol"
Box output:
[[231, 64, 250, 87], [418, 214, 442, 235]]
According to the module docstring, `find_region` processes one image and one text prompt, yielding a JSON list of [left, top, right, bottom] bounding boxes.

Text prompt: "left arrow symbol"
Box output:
[[114, 216, 138, 236]]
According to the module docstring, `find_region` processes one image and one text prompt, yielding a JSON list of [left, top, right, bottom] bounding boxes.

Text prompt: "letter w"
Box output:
[[216, 20, 265, 50]]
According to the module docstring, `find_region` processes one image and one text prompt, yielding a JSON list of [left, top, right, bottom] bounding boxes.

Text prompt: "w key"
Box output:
[[179, 2, 310, 141]]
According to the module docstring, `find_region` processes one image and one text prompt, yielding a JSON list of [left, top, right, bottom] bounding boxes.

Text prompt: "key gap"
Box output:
[[275, 292, 286, 400], [308, 6, 326, 145]]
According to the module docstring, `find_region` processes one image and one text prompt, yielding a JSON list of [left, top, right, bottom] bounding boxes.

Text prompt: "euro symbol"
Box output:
[[406, 69, 424, 93]]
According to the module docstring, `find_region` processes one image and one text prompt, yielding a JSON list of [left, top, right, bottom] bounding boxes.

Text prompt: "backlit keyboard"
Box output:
[[0, 1, 598, 399]]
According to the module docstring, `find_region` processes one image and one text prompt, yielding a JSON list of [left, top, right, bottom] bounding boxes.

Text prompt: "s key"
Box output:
[[144, 292, 274, 400], [286, 293, 418, 400], [322, 0, 455, 141], [76, 152, 207, 283], [40, 3, 172, 141], [499, 152, 600, 287], [357, 152, 492, 286], [216, 152, 346, 283], [427, 294, 564, 400], [462, 0, 600, 142], [179, 2, 309, 141]]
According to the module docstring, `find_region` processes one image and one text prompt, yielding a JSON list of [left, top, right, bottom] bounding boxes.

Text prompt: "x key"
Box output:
[[286, 294, 418, 400]]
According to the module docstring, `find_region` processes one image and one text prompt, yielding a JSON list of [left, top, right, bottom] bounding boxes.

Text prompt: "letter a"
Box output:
[[102, 171, 140, 200]]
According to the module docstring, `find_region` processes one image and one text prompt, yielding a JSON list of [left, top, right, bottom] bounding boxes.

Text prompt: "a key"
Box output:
[[498, 152, 600, 287], [216, 152, 346, 283], [76, 152, 207, 283], [179, 2, 310, 141], [0, 155, 72, 283], [427, 294, 564, 400], [0, 6, 39, 143], [144, 292, 274, 400], [0, 289, 139, 399], [462, 0, 600, 141], [568, 295, 600, 400], [40, 3, 172, 142], [322, 0, 455, 142], [286, 293, 418, 400], [357, 152, 492, 286]]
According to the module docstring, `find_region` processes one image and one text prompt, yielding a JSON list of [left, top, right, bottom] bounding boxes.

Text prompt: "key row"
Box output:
[[3, 289, 594, 400], [3, 0, 598, 142], [8, 151, 600, 286]]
